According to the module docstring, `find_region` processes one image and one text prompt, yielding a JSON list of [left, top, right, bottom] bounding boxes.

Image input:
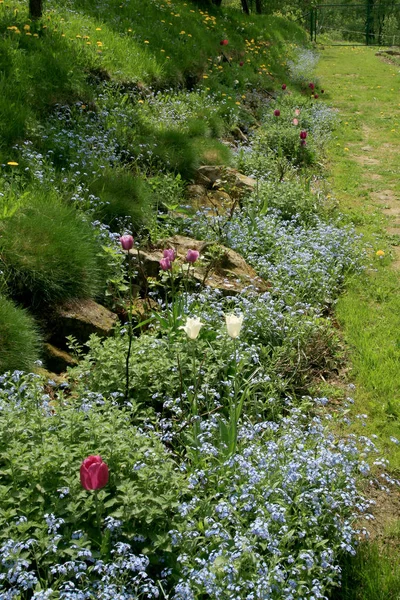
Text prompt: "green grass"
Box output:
[[0, 0, 307, 156], [0, 189, 108, 306], [315, 45, 400, 599], [0, 295, 41, 372]]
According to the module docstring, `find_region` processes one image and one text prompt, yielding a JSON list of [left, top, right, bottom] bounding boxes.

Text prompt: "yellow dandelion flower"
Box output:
[[138, 100, 144, 104], [96, 41, 103, 46], [376, 250, 385, 257], [202, 75, 208, 79], [144, 40, 149, 43], [344, 147, 349, 152], [235, 102, 241, 105], [180, 30, 185, 34], [23, 24, 30, 31], [96, 27, 102, 31], [7, 161, 19, 166], [33, 33, 39, 37]]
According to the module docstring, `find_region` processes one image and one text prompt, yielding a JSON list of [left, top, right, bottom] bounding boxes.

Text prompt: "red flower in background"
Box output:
[[274, 109, 280, 117], [281, 84, 287, 90], [220, 39, 229, 46], [80, 456, 109, 491]]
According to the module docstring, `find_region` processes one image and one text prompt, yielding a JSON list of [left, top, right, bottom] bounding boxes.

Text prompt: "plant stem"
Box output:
[[125, 251, 133, 402], [94, 489, 102, 541]]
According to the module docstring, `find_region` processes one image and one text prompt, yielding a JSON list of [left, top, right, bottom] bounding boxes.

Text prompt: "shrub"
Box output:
[[0, 191, 107, 306], [0, 295, 41, 373], [88, 168, 155, 232]]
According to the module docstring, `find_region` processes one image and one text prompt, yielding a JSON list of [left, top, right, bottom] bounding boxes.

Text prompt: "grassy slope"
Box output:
[[0, 0, 306, 160], [316, 46, 400, 599]]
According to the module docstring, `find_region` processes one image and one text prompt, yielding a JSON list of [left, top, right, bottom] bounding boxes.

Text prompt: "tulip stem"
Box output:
[[94, 489, 102, 541], [125, 251, 133, 402]]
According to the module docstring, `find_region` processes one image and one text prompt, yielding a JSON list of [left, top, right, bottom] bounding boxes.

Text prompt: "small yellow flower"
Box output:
[[376, 250, 385, 257], [23, 24, 30, 31], [96, 41, 103, 46], [202, 75, 208, 79], [95, 27, 102, 31], [344, 147, 349, 152], [7, 161, 19, 166], [144, 40, 149, 44]]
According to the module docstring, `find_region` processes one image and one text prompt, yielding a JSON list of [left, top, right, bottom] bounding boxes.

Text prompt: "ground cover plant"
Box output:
[[0, 0, 396, 598]]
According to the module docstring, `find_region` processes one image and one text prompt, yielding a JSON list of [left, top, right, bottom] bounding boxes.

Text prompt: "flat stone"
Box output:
[[51, 299, 118, 345]]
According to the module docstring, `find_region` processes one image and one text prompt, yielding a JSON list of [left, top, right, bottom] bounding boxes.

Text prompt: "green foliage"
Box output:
[[88, 168, 155, 232], [0, 370, 183, 561], [254, 179, 320, 224], [0, 295, 41, 373], [0, 190, 107, 306]]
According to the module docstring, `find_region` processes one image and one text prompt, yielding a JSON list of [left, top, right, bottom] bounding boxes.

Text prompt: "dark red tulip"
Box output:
[[120, 235, 134, 251], [80, 455, 109, 491], [274, 109, 280, 117], [281, 84, 287, 90], [220, 39, 228, 46], [239, 61, 244, 67], [308, 82, 315, 90], [320, 89, 325, 94], [300, 130, 308, 139], [314, 93, 319, 99]]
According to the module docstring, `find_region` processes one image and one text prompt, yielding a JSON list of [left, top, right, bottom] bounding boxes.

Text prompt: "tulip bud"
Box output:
[[320, 89, 325, 94], [179, 316, 203, 340], [281, 84, 287, 90], [163, 248, 176, 262], [220, 39, 229, 46], [308, 82, 315, 90], [314, 93, 319, 99], [119, 235, 134, 251], [160, 257, 172, 271], [225, 314, 244, 339], [80, 455, 109, 491], [295, 108, 301, 116], [292, 118, 299, 126], [274, 109, 280, 117], [239, 61, 244, 67], [300, 130, 308, 140], [186, 249, 200, 264]]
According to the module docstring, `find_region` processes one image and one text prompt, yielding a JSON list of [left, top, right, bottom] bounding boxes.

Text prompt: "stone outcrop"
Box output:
[[130, 235, 269, 295], [50, 299, 118, 345], [194, 166, 256, 197]]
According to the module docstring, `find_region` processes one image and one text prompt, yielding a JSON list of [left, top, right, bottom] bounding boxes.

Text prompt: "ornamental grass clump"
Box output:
[[0, 294, 41, 373], [0, 192, 107, 306]]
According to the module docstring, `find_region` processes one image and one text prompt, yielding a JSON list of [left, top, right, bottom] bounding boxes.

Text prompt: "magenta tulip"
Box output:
[[120, 235, 134, 251], [160, 257, 172, 271], [274, 109, 280, 117], [300, 130, 308, 140], [220, 39, 229, 46], [281, 84, 287, 90], [186, 249, 199, 264], [80, 455, 109, 491], [163, 248, 176, 262]]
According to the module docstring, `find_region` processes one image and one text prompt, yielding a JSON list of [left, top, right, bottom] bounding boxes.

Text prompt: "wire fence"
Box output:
[[308, 3, 400, 46]]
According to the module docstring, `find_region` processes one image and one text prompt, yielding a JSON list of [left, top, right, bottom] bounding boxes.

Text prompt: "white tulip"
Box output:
[[225, 314, 244, 339], [179, 316, 204, 340]]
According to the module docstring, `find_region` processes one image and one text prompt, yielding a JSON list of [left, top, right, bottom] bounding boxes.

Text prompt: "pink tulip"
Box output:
[[295, 108, 301, 116], [300, 130, 308, 140], [292, 118, 299, 126], [163, 248, 176, 262], [80, 455, 109, 491], [281, 84, 287, 90], [186, 249, 199, 263], [120, 235, 134, 251], [220, 39, 229, 46], [274, 109, 280, 117], [160, 257, 172, 271]]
